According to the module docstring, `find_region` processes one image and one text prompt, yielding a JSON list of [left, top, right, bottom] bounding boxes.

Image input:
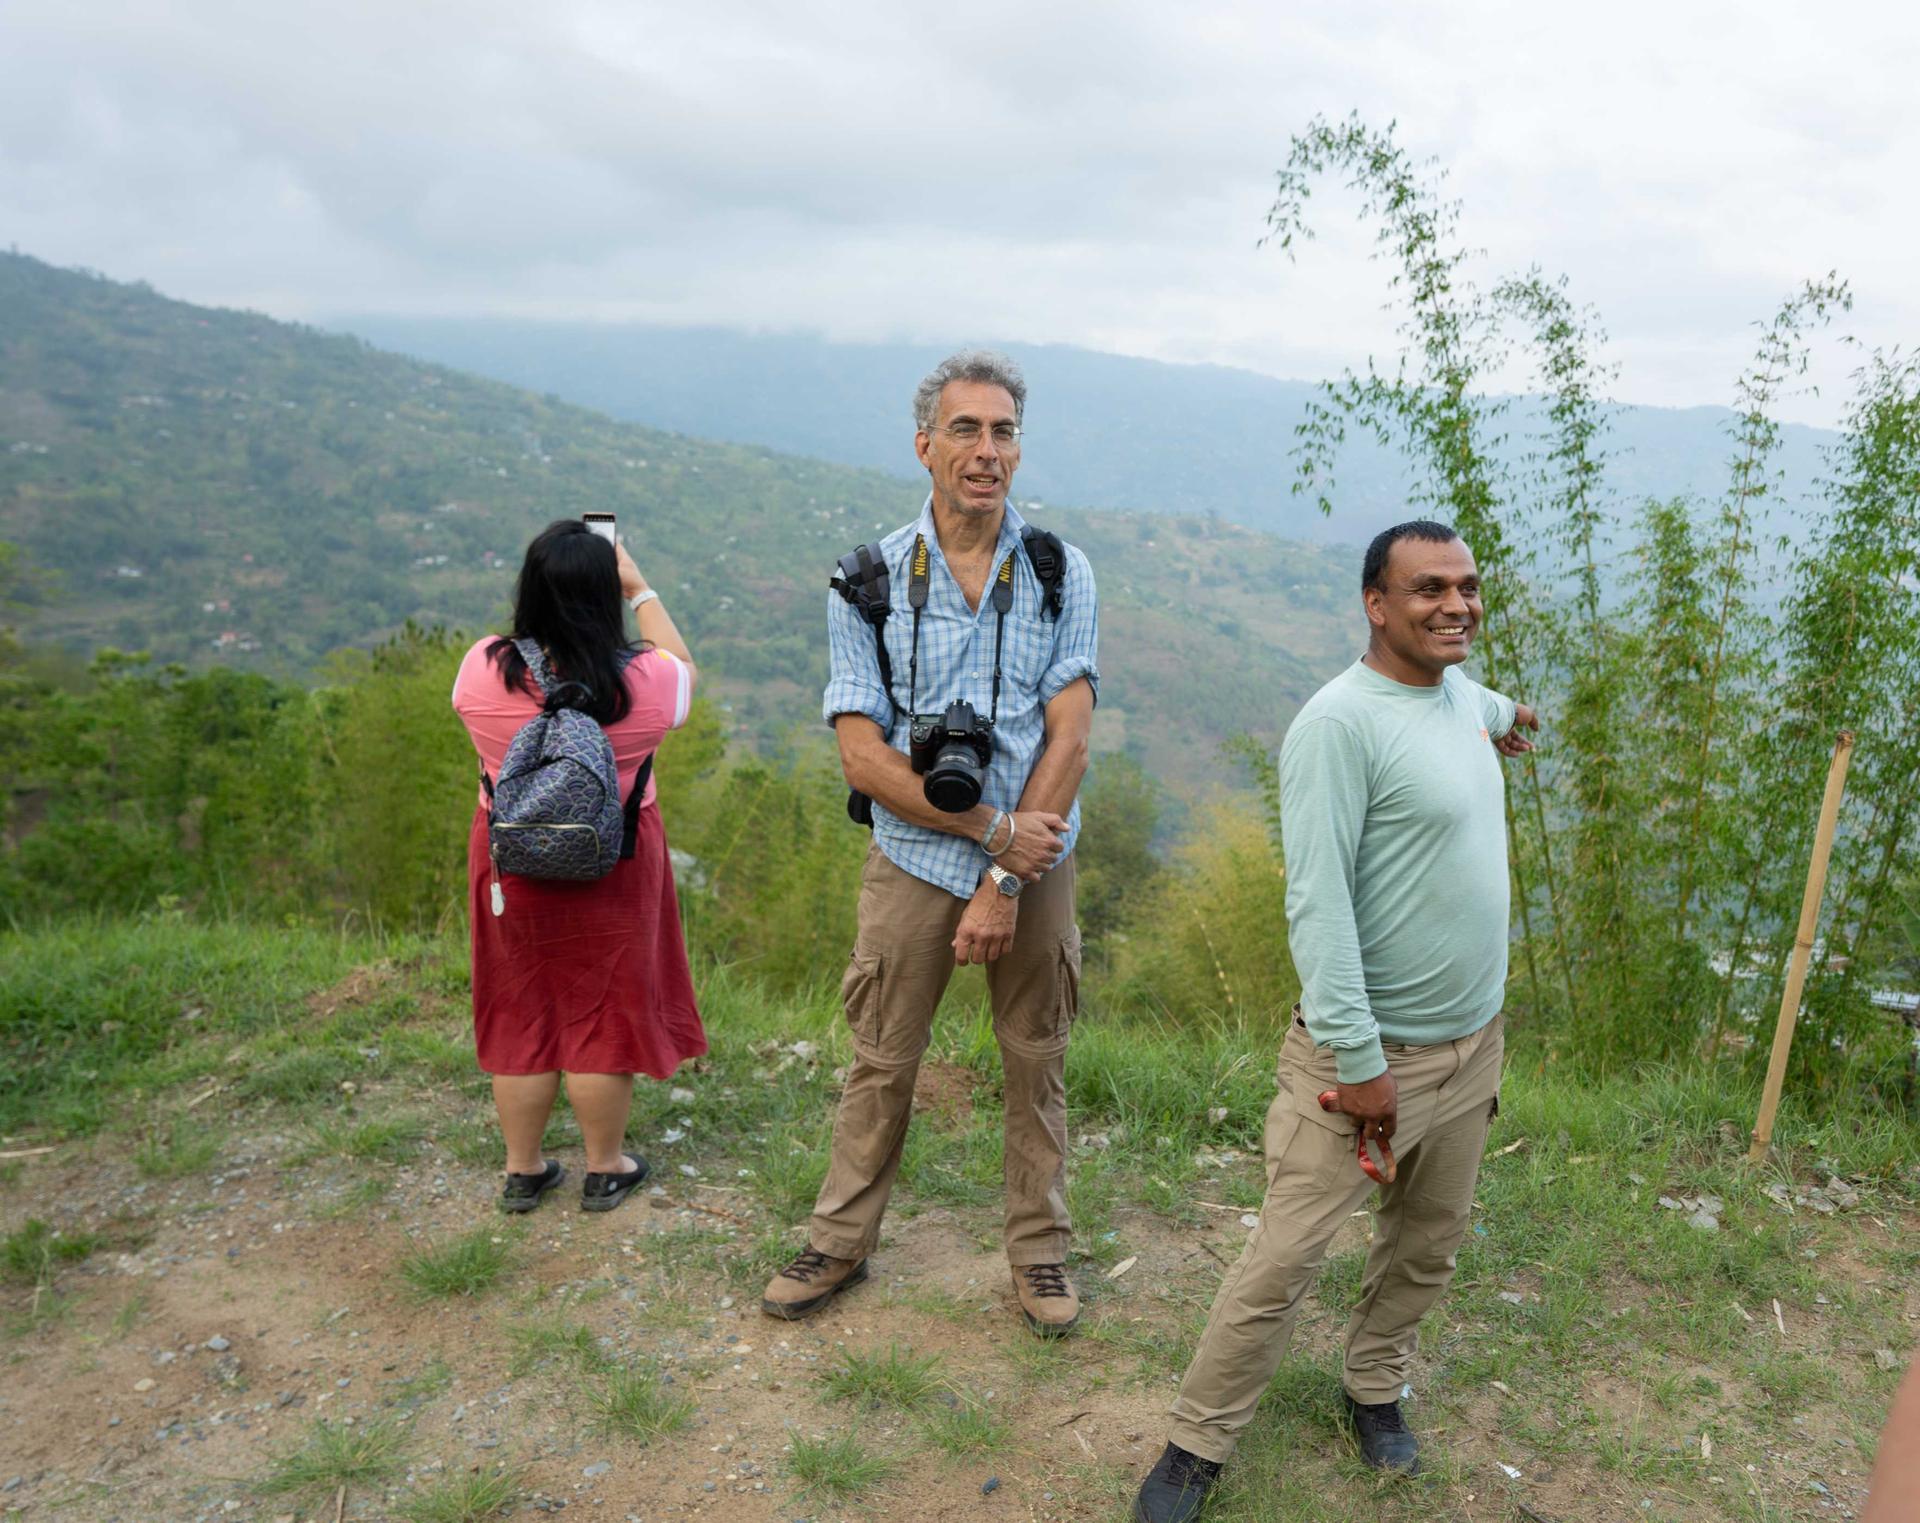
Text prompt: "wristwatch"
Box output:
[[988, 864, 1022, 899]]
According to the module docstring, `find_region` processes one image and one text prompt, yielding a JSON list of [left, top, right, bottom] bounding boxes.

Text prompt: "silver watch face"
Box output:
[[992, 867, 1021, 897]]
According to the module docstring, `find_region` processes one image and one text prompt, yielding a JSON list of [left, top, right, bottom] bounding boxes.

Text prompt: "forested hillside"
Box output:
[[0, 253, 1359, 773]]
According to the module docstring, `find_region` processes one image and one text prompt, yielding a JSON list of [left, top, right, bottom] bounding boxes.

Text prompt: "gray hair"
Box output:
[[912, 348, 1026, 431]]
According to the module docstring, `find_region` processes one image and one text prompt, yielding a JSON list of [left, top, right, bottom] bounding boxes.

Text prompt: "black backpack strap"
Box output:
[[832, 541, 905, 832], [830, 542, 899, 710], [1020, 526, 1067, 619], [619, 753, 655, 859]]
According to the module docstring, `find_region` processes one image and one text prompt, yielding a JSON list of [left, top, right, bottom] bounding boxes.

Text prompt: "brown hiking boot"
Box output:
[[1012, 1263, 1080, 1337], [760, 1246, 869, 1320]]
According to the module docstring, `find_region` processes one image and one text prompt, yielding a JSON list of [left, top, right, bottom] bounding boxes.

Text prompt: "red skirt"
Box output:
[[467, 804, 706, 1078]]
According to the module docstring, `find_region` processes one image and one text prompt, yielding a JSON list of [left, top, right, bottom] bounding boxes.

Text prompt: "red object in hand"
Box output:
[[1317, 1089, 1398, 1184]]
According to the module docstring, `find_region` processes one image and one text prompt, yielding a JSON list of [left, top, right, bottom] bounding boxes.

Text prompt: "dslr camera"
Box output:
[[909, 700, 994, 813]]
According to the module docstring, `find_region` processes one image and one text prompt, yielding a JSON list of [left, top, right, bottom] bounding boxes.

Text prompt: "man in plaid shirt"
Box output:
[[761, 349, 1100, 1337]]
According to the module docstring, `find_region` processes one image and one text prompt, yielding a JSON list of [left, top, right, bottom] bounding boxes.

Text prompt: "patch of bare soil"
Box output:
[[303, 964, 399, 1022], [909, 1061, 978, 1129]]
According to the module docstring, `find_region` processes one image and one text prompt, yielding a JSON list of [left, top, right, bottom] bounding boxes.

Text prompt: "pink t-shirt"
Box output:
[[451, 638, 692, 810]]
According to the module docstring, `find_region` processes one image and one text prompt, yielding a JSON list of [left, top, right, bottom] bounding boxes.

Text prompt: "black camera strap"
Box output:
[[904, 534, 1017, 726], [906, 533, 930, 714], [987, 548, 1015, 725]]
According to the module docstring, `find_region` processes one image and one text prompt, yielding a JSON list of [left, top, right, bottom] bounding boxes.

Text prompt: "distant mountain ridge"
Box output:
[[333, 317, 1840, 548], [0, 253, 1360, 783]]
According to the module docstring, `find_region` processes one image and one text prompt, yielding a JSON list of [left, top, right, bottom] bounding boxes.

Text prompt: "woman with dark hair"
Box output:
[[452, 519, 704, 1214]]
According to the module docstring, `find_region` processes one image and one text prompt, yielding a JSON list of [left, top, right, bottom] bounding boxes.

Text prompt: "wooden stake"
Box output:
[[1748, 730, 1856, 1164]]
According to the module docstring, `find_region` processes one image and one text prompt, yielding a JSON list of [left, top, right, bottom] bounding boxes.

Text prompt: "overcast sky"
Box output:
[[5, 0, 1915, 425]]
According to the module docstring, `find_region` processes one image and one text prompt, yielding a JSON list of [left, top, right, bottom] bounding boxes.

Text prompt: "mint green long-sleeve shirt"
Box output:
[[1279, 659, 1516, 1084]]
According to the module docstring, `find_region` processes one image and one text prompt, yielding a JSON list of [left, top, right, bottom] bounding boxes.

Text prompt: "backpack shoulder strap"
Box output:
[[1020, 526, 1068, 619], [830, 542, 898, 710], [512, 636, 555, 692]]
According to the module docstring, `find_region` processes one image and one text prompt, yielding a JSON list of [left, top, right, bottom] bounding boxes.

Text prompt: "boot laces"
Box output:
[[1165, 1445, 1222, 1488], [779, 1248, 835, 1284], [1360, 1400, 1409, 1433], [1021, 1263, 1070, 1298]]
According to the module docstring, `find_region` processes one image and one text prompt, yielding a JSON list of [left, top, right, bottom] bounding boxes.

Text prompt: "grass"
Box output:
[[1, 1220, 101, 1285], [508, 1317, 616, 1375], [818, 1342, 948, 1410], [586, 1364, 694, 1444], [315, 1175, 391, 1219], [257, 1416, 409, 1499], [134, 1126, 222, 1178], [919, 1394, 1013, 1456], [109, 1293, 148, 1338], [388, 1359, 454, 1404], [238, 1047, 356, 1106], [303, 1112, 431, 1165], [399, 1467, 523, 1523], [438, 1115, 506, 1168], [0, 918, 427, 1135], [398, 1230, 516, 1299], [745, 1118, 833, 1219], [785, 1431, 898, 1502]]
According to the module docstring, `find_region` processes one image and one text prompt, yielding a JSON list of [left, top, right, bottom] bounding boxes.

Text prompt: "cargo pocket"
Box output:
[[1265, 1047, 1361, 1198], [841, 944, 885, 1056], [1054, 926, 1083, 1041]]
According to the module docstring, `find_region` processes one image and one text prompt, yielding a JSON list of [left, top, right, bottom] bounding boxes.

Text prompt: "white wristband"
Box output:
[[629, 589, 660, 612]]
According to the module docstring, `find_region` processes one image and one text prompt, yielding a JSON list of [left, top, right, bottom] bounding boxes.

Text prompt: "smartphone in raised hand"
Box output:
[[584, 511, 617, 546]]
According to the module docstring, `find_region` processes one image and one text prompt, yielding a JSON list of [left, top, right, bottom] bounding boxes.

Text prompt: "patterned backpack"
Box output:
[[481, 638, 653, 914]]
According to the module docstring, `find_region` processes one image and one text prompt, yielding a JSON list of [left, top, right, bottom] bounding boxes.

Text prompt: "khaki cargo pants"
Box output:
[[1167, 1010, 1504, 1462], [807, 845, 1081, 1267]]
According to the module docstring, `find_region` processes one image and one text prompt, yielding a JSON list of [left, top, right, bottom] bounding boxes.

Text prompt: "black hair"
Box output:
[[1362, 520, 1461, 592], [487, 519, 641, 724]]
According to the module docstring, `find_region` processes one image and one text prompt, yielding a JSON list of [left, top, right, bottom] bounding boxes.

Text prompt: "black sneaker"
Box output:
[[1343, 1391, 1421, 1475], [500, 1159, 566, 1213], [1133, 1442, 1222, 1523]]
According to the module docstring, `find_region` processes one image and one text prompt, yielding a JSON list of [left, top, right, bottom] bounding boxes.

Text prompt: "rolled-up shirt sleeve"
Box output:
[[1038, 545, 1099, 706], [822, 587, 895, 729]]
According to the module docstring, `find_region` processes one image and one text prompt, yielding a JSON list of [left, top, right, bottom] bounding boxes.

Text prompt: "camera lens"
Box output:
[[924, 740, 987, 812]]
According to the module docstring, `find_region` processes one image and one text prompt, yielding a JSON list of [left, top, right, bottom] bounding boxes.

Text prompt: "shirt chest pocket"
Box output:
[[998, 609, 1054, 693]]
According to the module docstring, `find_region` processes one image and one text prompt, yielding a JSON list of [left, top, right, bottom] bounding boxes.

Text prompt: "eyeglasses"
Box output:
[[925, 421, 1023, 446]]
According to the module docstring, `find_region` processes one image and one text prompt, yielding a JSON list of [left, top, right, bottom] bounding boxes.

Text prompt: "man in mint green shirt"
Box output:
[[1137, 522, 1538, 1523]]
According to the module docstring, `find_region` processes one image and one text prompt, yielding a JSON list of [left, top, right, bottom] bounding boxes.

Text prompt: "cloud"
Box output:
[[2, 0, 1914, 423]]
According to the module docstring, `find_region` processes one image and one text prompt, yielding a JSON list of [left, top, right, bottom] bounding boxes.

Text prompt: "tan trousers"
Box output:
[[807, 845, 1081, 1267], [1167, 1010, 1504, 1462]]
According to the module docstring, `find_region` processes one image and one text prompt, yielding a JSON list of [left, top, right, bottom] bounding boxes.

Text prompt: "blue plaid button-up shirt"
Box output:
[[823, 497, 1100, 899]]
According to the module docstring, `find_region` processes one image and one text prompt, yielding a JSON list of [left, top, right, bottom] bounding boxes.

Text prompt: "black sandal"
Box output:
[[500, 1159, 566, 1213], [581, 1154, 651, 1213]]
